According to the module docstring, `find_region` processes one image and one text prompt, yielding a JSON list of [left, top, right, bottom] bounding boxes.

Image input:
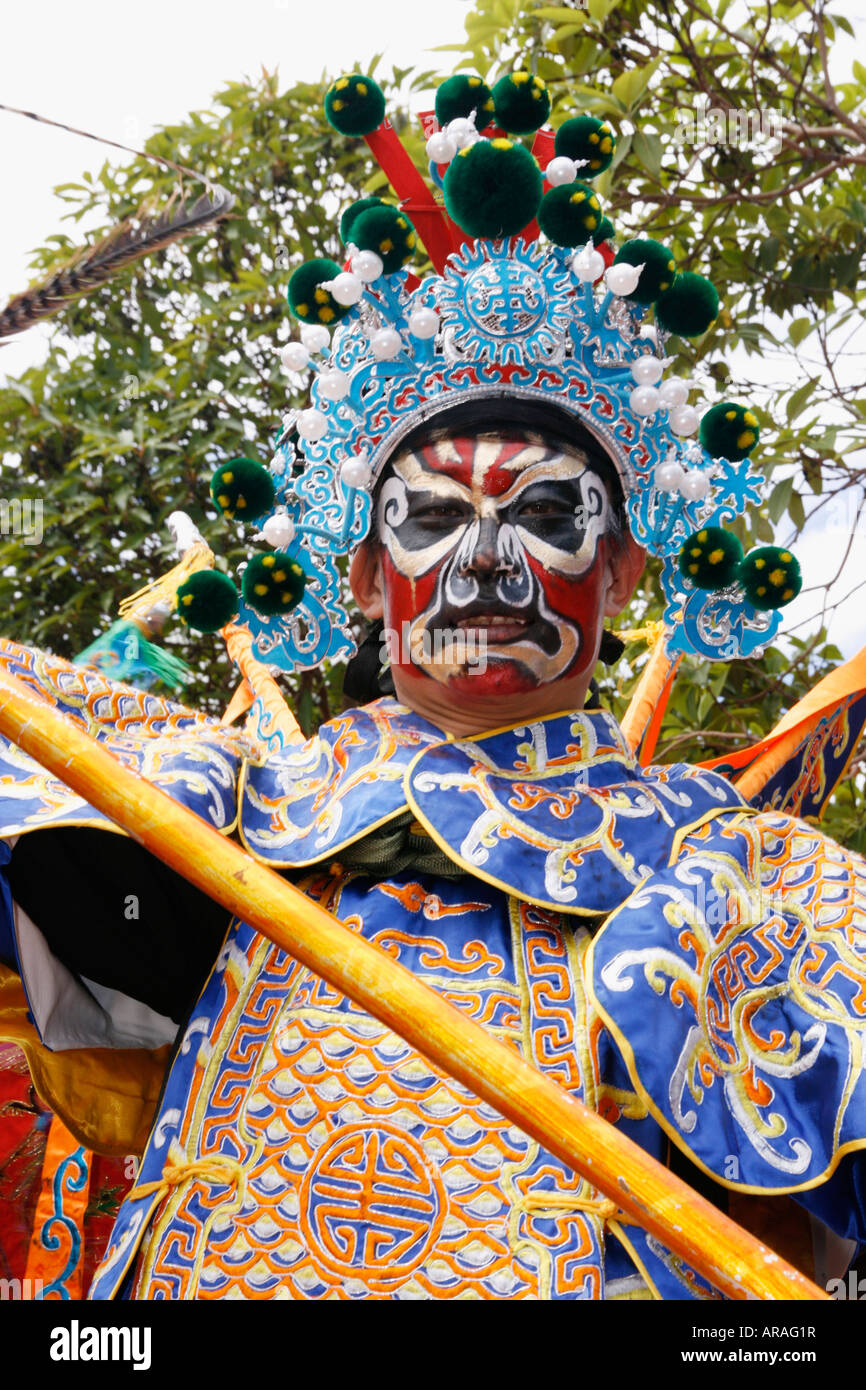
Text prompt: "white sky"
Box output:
[[1, 0, 863, 662]]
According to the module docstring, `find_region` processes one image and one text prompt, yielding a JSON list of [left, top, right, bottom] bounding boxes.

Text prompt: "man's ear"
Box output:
[[603, 532, 646, 618], [349, 541, 385, 621]]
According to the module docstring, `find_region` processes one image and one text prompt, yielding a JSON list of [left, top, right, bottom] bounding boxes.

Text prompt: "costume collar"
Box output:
[[240, 699, 750, 914]]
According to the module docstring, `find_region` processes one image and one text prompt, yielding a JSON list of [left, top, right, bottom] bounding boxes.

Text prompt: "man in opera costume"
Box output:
[[1, 68, 865, 1301]]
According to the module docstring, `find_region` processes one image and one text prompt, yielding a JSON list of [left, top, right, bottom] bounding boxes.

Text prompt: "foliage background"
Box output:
[[0, 0, 863, 847]]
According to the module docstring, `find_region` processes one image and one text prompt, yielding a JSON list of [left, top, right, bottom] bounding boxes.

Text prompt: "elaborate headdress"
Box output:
[[175, 68, 801, 669]]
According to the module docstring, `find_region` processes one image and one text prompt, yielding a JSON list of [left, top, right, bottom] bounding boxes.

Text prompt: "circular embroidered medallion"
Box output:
[[299, 1125, 447, 1288]]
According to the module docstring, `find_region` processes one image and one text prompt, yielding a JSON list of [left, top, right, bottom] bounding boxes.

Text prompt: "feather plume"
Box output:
[[0, 185, 235, 340]]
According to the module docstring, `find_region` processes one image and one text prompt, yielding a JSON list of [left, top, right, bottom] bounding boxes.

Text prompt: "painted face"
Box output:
[[377, 433, 614, 696]]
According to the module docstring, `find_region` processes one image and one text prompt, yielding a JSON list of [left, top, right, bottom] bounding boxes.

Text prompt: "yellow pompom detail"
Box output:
[[318, 307, 335, 323], [600, 137, 612, 153], [570, 191, 587, 203], [332, 99, 345, 112], [295, 302, 308, 317], [291, 564, 303, 576], [754, 557, 765, 568], [708, 548, 724, 564], [281, 593, 292, 603], [182, 593, 193, 606], [335, 78, 349, 90], [688, 564, 699, 575], [779, 551, 793, 562], [236, 496, 246, 509], [769, 568, 786, 586], [468, 76, 481, 87], [222, 471, 234, 484], [589, 196, 599, 208], [589, 132, 599, 144], [512, 73, 530, 85], [590, 159, 601, 169], [396, 216, 407, 228], [697, 530, 708, 542], [273, 570, 286, 582], [725, 410, 736, 420], [254, 584, 268, 596], [262, 555, 276, 568], [744, 410, 758, 426], [356, 82, 367, 96], [491, 138, 514, 150], [379, 238, 394, 253], [690, 547, 702, 557], [783, 588, 794, 600], [406, 232, 417, 248], [586, 216, 597, 229], [756, 586, 767, 596], [736, 430, 756, 449], [217, 494, 230, 508]]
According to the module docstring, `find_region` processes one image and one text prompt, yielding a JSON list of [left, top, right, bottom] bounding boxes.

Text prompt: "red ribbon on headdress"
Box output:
[[364, 121, 463, 274]]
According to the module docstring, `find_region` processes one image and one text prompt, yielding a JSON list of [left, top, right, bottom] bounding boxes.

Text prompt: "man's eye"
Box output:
[[517, 500, 570, 518], [414, 505, 466, 522]]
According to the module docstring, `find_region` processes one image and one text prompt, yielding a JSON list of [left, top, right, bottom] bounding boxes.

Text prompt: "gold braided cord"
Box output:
[[129, 1156, 244, 1205], [612, 620, 669, 649]]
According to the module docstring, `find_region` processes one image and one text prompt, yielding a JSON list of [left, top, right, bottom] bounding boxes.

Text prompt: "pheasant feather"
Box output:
[[0, 185, 235, 339]]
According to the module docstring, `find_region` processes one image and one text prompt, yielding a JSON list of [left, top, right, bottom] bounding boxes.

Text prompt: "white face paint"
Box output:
[[376, 434, 615, 691]]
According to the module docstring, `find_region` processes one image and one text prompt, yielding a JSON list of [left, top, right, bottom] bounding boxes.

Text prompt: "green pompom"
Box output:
[[739, 546, 802, 610], [677, 527, 744, 590], [324, 74, 386, 136], [699, 402, 760, 461], [491, 71, 551, 134], [444, 138, 543, 239], [351, 205, 417, 274], [210, 458, 275, 522], [287, 258, 352, 327], [614, 239, 677, 305], [435, 74, 494, 130], [554, 116, 616, 176], [593, 216, 614, 245], [340, 196, 386, 245], [175, 571, 239, 633], [242, 552, 307, 617], [655, 272, 719, 337], [537, 181, 604, 248]]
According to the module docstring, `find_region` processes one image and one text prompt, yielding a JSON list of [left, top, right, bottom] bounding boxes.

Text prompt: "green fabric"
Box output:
[[328, 811, 466, 879]]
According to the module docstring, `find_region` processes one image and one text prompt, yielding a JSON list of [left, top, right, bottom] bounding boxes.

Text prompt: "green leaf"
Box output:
[[785, 376, 819, 422], [788, 317, 812, 347]]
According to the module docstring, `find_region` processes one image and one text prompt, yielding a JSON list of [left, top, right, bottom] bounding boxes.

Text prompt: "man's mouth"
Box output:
[[456, 613, 531, 643]]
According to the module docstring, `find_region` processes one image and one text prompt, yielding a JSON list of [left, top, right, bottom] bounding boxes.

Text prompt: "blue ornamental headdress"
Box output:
[[175, 68, 802, 668]]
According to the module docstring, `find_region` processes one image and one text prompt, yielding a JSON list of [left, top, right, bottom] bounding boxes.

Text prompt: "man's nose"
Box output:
[[464, 516, 505, 576]]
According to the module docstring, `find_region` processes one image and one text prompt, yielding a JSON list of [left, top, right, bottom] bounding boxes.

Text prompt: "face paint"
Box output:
[[377, 434, 613, 695]]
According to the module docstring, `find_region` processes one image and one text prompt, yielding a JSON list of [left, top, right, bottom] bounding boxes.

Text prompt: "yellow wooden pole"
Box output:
[[0, 666, 826, 1301]]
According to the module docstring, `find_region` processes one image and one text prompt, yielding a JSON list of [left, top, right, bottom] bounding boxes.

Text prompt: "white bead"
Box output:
[[328, 271, 363, 307], [300, 324, 330, 353], [638, 324, 659, 344], [279, 342, 309, 372], [629, 385, 660, 417], [571, 247, 605, 282], [351, 250, 384, 282], [370, 328, 402, 361], [631, 356, 663, 386], [659, 378, 689, 408], [408, 307, 440, 340], [341, 455, 372, 490], [606, 263, 644, 296], [680, 469, 711, 501], [317, 369, 350, 402], [655, 461, 686, 493], [261, 514, 296, 547], [426, 131, 458, 164], [296, 408, 328, 441], [446, 117, 478, 149], [545, 156, 577, 186], [669, 404, 699, 436]]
